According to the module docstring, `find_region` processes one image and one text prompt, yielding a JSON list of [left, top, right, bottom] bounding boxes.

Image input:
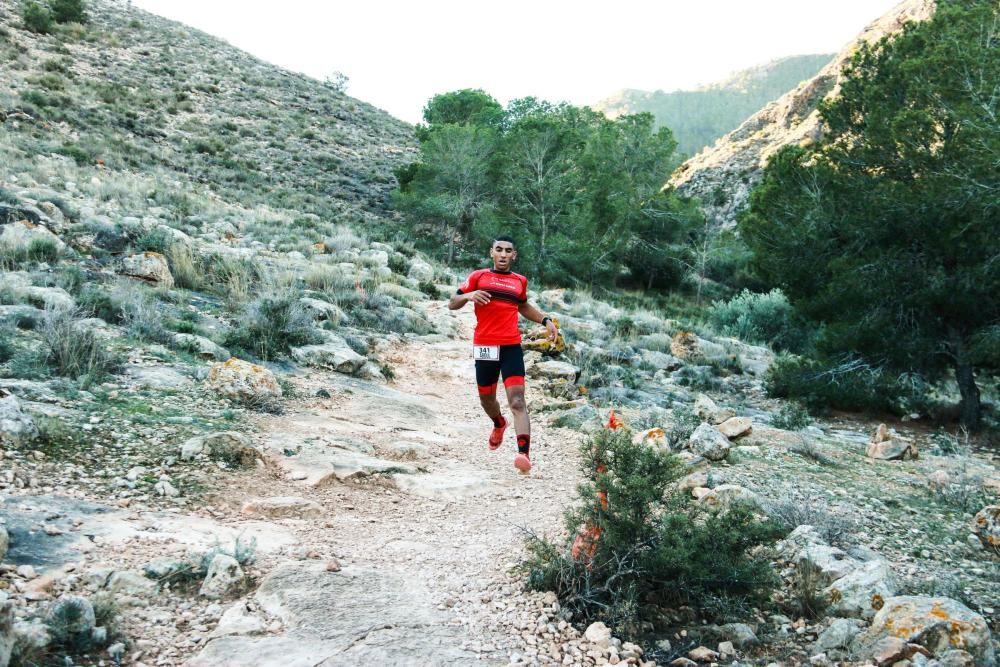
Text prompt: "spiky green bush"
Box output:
[[522, 425, 783, 634], [225, 289, 320, 360], [709, 288, 811, 353]]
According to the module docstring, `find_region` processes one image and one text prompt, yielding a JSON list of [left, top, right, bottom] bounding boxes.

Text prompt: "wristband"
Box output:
[[541, 316, 552, 326]]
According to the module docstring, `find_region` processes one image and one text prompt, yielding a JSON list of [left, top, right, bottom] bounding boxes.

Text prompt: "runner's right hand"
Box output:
[[468, 290, 491, 305]]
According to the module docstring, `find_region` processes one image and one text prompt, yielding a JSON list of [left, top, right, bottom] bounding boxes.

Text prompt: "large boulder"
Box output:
[[0, 219, 65, 255], [852, 596, 995, 666], [694, 394, 736, 425], [866, 423, 918, 461], [972, 505, 1000, 553], [206, 358, 282, 404], [687, 423, 731, 461], [0, 391, 39, 445], [119, 251, 174, 287], [407, 258, 435, 282], [825, 558, 897, 620], [300, 298, 346, 325], [717, 416, 753, 439], [798, 544, 862, 587], [291, 337, 366, 375]]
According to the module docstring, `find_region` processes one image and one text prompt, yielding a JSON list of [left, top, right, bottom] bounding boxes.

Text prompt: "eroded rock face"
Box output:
[[972, 505, 1000, 553], [852, 596, 995, 666], [206, 358, 282, 403], [667, 0, 936, 228], [120, 251, 175, 287]]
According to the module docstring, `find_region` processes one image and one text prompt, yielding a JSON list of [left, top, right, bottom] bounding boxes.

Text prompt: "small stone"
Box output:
[[688, 646, 718, 662], [325, 559, 342, 572], [199, 554, 245, 599]]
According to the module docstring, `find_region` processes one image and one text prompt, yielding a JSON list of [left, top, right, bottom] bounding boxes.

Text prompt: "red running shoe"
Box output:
[[489, 417, 507, 450], [514, 453, 532, 473]]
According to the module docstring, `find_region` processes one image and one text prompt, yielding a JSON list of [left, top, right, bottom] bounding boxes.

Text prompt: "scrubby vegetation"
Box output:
[[523, 425, 784, 634]]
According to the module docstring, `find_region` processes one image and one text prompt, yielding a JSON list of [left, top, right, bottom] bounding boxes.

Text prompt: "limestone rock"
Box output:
[[0, 592, 13, 667], [528, 360, 579, 382], [633, 427, 669, 450], [174, 333, 231, 361], [687, 423, 731, 461], [120, 251, 174, 287], [207, 358, 282, 403], [0, 392, 39, 445], [242, 497, 324, 520], [798, 544, 862, 587], [694, 393, 736, 424], [200, 554, 246, 599], [291, 337, 366, 374], [717, 416, 752, 439], [0, 219, 65, 254], [717, 623, 758, 648], [813, 618, 864, 654], [179, 431, 257, 464], [852, 596, 994, 665], [688, 646, 719, 662], [866, 423, 918, 460], [0, 526, 8, 562], [584, 621, 611, 648], [971, 505, 999, 553], [300, 298, 346, 325], [105, 570, 157, 597], [407, 258, 434, 282], [825, 558, 897, 619]]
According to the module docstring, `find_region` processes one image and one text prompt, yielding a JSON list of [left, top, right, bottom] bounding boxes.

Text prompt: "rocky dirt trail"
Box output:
[[188, 303, 588, 666]]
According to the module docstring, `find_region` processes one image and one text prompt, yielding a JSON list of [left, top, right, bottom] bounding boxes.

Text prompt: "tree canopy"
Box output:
[[741, 0, 1000, 428], [396, 90, 702, 290]]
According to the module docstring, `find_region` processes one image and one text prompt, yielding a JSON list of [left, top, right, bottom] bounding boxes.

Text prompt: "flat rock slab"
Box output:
[[271, 442, 419, 487], [2, 496, 297, 571], [329, 376, 436, 429], [390, 461, 504, 500], [189, 562, 495, 666]]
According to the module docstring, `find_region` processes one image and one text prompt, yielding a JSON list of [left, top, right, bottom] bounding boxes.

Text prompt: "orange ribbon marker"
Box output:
[[571, 411, 620, 564]]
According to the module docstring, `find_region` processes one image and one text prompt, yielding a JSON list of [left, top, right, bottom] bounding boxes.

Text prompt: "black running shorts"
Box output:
[[475, 344, 525, 395]]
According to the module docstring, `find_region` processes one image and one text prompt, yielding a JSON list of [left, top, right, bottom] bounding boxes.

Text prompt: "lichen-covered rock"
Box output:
[[200, 554, 245, 599], [687, 423, 731, 461], [206, 358, 282, 403], [971, 505, 1000, 553], [120, 251, 175, 287], [0, 391, 39, 445], [697, 484, 757, 509], [825, 558, 896, 620], [852, 596, 994, 666]]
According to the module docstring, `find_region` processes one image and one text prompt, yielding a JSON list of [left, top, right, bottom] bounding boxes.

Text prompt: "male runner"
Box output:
[[448, 235, 558, 473]]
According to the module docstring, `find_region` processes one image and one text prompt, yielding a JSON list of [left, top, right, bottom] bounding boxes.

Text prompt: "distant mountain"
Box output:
[[668, 0, 936, 228], [592, 55, 832, 157]]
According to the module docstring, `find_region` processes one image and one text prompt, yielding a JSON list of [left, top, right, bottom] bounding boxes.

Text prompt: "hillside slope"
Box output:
[[667, 0, 935, 227], [0, 0, 416, 232], [593, 55, 832, 157]]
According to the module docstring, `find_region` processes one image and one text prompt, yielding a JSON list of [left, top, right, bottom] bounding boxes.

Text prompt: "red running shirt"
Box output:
[[458, 269, 529, 345]]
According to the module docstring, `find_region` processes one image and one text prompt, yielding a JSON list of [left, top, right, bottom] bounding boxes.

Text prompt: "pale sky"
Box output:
[[132, 0, 903, 124]]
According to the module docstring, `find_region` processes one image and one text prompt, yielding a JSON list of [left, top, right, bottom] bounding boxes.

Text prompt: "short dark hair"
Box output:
[[493, 235, 516, 248]]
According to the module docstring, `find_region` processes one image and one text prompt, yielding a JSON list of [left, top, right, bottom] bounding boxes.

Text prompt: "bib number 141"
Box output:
[[473, 345, 500, 361]]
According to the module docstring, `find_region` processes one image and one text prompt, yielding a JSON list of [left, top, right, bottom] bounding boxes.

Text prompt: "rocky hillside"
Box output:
[[0, 0, 417, 233], [593, 55, 831, 157], [667, 0, 935, 227]]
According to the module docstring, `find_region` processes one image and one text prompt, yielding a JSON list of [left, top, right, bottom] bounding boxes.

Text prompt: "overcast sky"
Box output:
[[131, 0, 903, 124]]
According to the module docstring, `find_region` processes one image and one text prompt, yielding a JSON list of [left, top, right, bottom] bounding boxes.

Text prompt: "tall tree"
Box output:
[[742, 0, 1000, 428]]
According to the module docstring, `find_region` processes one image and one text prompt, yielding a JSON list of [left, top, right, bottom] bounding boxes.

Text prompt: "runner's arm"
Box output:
[[449, 290, 491, 309], [519, 302, 559, 341]]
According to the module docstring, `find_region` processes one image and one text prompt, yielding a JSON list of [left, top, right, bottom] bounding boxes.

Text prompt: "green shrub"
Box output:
[[27, 237, 60, 262], [225, 290, 320, 360], [766, 354, 923, 414], [770, 402, 813, 430], [50, 0, 87, 23], [22, 1, 53, 33], [387, 253, 409, 275], [709, 289, 812, 353], [0, 324, 16, 362], [522, 426, 783, 634]]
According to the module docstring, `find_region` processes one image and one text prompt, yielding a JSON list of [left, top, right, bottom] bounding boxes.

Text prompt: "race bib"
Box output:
[[473, 345, 500, 361]]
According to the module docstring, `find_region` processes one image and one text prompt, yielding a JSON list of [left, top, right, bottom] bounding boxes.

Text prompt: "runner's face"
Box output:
[[490, 242, 516, 271]]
